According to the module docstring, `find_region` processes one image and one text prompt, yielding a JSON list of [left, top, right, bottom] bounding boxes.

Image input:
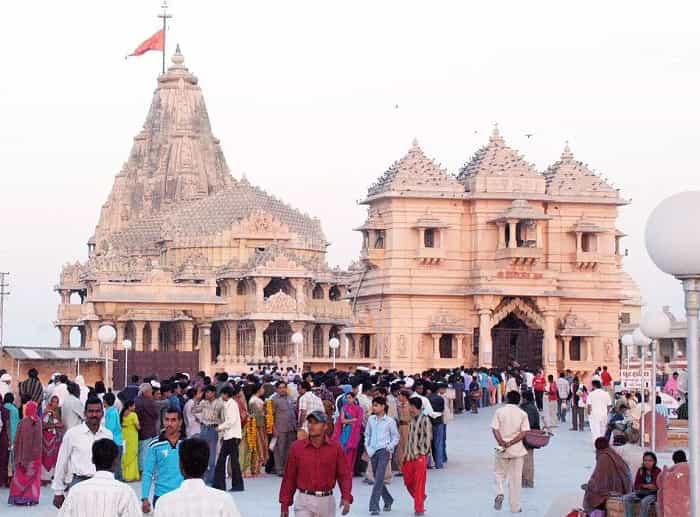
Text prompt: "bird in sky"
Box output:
[[394, 104, 399, 109], [525, 133, 533, 139]]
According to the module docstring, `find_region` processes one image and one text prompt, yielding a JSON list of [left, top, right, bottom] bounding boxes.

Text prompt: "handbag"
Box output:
[[523, 429, 550, 449]]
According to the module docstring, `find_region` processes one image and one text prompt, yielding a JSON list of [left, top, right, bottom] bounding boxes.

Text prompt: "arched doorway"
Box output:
[[312, 325, 323, 357], [264, 321, 292, 357], [264, 278, 295, 299], [211, 323, 221, 361], [439, 334, 453, 358], [491, 313, 543, 369], [360, 335, 371, 358]]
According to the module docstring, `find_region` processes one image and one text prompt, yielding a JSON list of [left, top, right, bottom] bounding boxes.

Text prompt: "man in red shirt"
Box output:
[[601, 366, 613, 396], [532, 370, 546, 412], [279, 410, 353, 517]]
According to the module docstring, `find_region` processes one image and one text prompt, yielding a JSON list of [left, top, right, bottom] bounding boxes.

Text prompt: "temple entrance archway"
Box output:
[[491, 313, 543, 370]]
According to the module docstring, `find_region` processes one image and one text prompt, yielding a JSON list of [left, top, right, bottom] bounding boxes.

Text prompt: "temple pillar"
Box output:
[[115, 322, 126, 349], [198, 323, 212, 373], [478, 309, 493, 367], [292, 279, 306, 309], [507, 221, 517, 248], [151, 322, 161, 352], [256, 277, 270, 305], [543, 310, 557, 374], [497, 223, 506, 249], [60, 290, 70, 305], [456, 334, 465, 361], [59, 326, 71, 348], [345, 333, 355, 358], [536, 223, 543, 248], [253, 321, 268, 359], [563, 336, 572, 362], [672, 338, 680, 358], [133, 321, 145, 352], [586, 337, 594, 362], [576, 232, 582, 252], [321, 324, 332, 358], [87, 320, 100, 354], [181, 321, 194, 352], [431, 333, 441, 359]]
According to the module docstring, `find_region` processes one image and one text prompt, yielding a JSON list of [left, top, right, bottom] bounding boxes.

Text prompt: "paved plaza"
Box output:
[[3, 405, 678, 517]]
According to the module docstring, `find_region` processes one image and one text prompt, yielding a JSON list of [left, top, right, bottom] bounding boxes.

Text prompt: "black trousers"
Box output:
[[214, 438, 244, 491], [534, 390, 544, 411]]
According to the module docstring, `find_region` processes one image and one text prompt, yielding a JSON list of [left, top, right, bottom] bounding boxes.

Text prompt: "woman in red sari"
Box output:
[[331, 392, 364, 471], [8, 401, 42, 505], [41, 395, 63, 485]]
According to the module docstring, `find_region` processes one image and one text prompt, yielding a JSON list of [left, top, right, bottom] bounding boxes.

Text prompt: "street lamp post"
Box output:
[[123, 339, 133, 389], [97, 325, 117, 389], [633, 327, 652, 448], [329, 337, 340, 369], [621, 333, 634, 372], [645, 190, 700, 517], [291, 332, 303, 374], [640, 311, 672, 453]]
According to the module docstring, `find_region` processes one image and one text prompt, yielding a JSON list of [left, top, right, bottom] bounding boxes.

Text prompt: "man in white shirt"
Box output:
[[556, 373, 571, 424], [213, 385, 243, 492], [587, 380, 612, 444], [62, 382, 85, 431], [53, 397, 114, 509], [297, 381, 324, 437], [491, 390, 530, 514], [58, 438, 141, 517], [155, 437, 241, 517]]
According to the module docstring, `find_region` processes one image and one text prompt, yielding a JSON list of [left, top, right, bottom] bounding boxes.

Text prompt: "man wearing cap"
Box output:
[[279, 410, 353, 517]]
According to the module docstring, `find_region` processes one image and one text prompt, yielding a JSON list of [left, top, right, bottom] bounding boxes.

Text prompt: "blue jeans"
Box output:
[[200, 425, 219, 485], [482, 388, 490, 407], [623, 492, 656, 517], [431, 423, 446, 469], [369, 449, 393, 512]]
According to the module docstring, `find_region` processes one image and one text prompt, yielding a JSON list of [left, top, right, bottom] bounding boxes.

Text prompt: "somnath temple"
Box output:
[[347, 132, 641, 378], [24, 49, 641, 386]]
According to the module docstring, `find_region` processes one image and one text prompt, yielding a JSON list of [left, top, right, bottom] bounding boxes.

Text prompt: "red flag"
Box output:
[[129, 29, 164, 57]]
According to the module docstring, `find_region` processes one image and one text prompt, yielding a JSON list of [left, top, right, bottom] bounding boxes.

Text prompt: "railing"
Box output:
[[57, 304, 91, 322], [306, 300, 353, 320]]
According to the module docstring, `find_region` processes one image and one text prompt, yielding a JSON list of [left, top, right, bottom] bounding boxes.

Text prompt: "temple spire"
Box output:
[[561, 141, 574, 160], [490, 123, 504, 144]]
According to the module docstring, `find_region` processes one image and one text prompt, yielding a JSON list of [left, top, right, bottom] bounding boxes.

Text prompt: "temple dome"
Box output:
[[544, 143, 619, 199]]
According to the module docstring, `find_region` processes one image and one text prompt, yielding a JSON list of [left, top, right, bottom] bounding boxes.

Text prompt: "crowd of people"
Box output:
[[0, 363, 690, 516]]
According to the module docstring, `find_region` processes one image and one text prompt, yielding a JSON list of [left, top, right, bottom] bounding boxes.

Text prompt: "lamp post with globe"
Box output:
[[633, 327, 652, 448], [123, 339, 133, 389], [291, 332, 303, 374], [645, 190, 700, 517], [97, 325, 117, 390], [329, 337, 340, 369]]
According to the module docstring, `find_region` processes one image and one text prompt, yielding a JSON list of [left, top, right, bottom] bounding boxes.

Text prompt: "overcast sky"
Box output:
[[1, 1, 699, 346]]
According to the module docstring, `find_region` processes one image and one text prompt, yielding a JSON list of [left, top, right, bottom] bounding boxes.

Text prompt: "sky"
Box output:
[[1, 1, 699, 346]]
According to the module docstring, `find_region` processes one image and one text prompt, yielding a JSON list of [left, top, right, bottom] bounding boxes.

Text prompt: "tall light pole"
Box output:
[[645, 190, 700, 517], [97, 325, 116, 389], [123, 339, 133, 390], [633, 327, 651, 448], [329, 337, 340, 370], [291, 332, 303, 374], [640, 310, 672, 453], [621, 333, 634, 373]]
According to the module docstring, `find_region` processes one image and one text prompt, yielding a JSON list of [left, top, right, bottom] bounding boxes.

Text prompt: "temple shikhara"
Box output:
[[44, 49, 640, 385]]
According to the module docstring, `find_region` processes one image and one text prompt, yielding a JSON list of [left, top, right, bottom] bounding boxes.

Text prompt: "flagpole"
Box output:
[[158, 1, 172, 75]]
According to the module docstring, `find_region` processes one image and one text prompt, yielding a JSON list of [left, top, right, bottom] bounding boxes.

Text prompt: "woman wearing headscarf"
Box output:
[[331, 391, 364, 471], [41, 395, 63, 485], [582, 437, 633, 513], [8, 401, 42, 505]]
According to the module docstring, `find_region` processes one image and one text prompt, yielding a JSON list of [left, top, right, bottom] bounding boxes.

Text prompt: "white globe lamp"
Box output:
[[632, 327, 651, 347], [122, 339, 132, 389], [640, 311, 671, 339], [329, 337, 340, 369], [97, 325, 116, 390]]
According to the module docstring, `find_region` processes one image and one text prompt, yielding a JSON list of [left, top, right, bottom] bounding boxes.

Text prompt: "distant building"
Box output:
[[348, 131, 641, 377]]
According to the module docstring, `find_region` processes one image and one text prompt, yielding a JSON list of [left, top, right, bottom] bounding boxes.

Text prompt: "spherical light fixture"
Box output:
[[97, 325, 117, 345], [645, 191, 700, 277], [291, 332, 303, 346], [122, 339, 133, 350], [640, 311, 671, 339], [329, 337, 340, 349], [621, 333, 635, 349], [632, 327, 651, 347]]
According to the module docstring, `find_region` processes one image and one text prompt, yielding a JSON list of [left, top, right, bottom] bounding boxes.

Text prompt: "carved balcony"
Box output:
[[575, 251, 600, 270], [415, 247, 445, 264], [495, 246, 543, 266]]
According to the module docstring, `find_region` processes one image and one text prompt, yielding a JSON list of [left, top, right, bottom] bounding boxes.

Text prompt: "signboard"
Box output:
[[619, 368, 653, 391]]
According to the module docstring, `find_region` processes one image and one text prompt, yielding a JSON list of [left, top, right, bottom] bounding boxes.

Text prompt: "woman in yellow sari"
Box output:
[[240, 383, 269, 477], [120, 400, 140, 481]]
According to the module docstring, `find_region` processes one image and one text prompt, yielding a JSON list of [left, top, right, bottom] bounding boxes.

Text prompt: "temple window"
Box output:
[[374, 230, 385, 249], [360, 335, 371, 358], [581, 232, 597, 252], [312, 325, 324, 357], [215, 285, 222, 297], [424, 229, 435, 248], [264, 277, 295, 298], [439, 334, 453, 358], [620, 312, 631, 324], [329, 285, 341, 301], [570, 336, 582, 361], [312, 284, 324, 299], [236, 280, 248, 296]]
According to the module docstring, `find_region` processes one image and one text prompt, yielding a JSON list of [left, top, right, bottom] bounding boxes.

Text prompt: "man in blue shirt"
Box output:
[[141, 407, 184, 514], [365, 396, 399, 515]]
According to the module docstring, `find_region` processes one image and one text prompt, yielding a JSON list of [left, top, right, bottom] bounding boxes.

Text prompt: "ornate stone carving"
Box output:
[[491, 297, 545, 329], [398, 334, 407, 357], [557, 310, 597, 337], [429, 309, 464, 333], [263, 291, 297, 313]]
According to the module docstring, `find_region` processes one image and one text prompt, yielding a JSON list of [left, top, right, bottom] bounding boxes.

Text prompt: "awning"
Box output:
[[2, 347, 104, 362]]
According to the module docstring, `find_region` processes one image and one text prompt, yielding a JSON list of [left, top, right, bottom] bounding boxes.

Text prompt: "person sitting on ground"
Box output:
[[57, 438, 141, 517], [582, 437, 632, 514], [154, 438, 241, 517], [622, 451, 661, 517]]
